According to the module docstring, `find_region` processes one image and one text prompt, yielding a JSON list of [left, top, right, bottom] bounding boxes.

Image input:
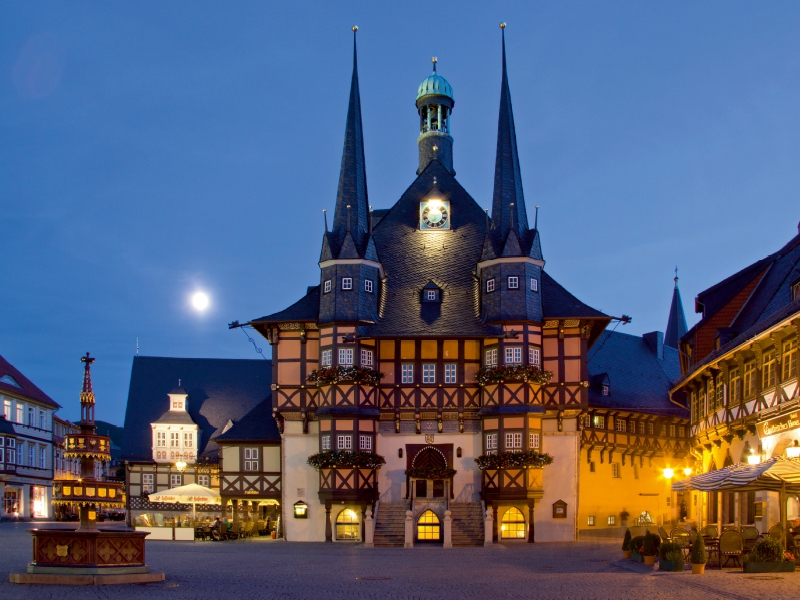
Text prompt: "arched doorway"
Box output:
[[335, 509, 360, 540], [417, 510, 441, 541], [501, 507, 526, 539], [411, 446, 448, 498]]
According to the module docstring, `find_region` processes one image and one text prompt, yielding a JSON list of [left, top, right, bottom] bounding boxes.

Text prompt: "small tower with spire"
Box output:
[[416, 56, 455, 174], [79, 352, 96, 431], [665, 268, 688, 349]]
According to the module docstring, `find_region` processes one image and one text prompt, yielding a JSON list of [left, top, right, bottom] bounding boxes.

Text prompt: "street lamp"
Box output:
[[747, 450, 761, 465], [683, 467, 693, 477], [175, 460, 187, 473], [663, 468, 674, 479]]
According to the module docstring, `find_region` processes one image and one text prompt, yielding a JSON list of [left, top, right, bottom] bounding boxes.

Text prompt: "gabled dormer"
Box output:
[[421, 281, 442, 303], [151, 384, 200, 464]]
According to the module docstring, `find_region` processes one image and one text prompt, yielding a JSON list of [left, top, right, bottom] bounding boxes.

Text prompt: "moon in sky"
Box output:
[[191, 292, 209, 311]]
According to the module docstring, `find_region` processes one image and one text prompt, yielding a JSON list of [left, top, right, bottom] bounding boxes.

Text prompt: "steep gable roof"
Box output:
[[251, 286, 320, 324], [541, 271, 607, 320], [0, 354, 60, 409], [213, 396, 280, 443], [120, 357, 271, 461]]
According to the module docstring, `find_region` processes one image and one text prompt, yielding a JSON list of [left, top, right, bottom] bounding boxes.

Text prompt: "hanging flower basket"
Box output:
[[307, 366, 384, 386], [307, 451, 386, 470], [474, 365, 553, 386], [474, 450, 554, 470], [405, 466, 457, 480]]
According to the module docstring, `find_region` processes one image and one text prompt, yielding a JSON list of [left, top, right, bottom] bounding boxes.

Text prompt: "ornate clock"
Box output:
[[419, 199, 451, 230]]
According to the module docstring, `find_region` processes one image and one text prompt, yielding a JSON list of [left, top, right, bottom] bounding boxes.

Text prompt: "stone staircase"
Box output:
[[449, 502, 485, 546], [373, 502, 408, 546]]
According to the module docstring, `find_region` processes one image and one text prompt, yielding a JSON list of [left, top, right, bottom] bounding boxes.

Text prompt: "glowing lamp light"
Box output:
[[192, 292, 209, 311], [293, 501, 308, 519], [175, 460, 187, 473], [663, 468, 674, 479], [747, 451, 761, 465], [683, 467, 693, 477], [787, 441, 800, 459]]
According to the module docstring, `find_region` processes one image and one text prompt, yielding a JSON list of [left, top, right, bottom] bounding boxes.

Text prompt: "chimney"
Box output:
[[643, 331, 664, 360]]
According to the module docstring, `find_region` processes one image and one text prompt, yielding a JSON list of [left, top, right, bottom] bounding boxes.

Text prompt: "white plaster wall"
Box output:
[[376, 432, 481, 503], [281, 421, 326, 542], [535, 419, 579, 542]]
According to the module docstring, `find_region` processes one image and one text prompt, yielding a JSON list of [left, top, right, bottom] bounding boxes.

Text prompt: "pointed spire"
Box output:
[[79, 352, 96, 431], [330, 25, 369, 257], [665, 268, 688, 348], [491, 22, 529, 245]]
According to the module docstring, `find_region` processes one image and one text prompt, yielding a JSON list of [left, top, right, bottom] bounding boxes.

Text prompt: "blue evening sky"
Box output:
[[2, 1, 799, 424]]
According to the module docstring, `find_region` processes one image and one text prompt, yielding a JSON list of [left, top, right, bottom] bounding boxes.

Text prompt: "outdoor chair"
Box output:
[[719, 530, 744, 568], [658, 526, 671, 542], [768, 525, 783, 540], [245, 522, 254, 537], [700, 525, 718, 538], [742, 526, 760, 552], [722, 524, 739, 533], [671, 529, 691, 559], [257, 520, 267, 536], [194, 526, 209, 541]]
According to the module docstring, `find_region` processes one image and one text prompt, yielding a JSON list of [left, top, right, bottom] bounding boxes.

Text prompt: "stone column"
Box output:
[[364, 509, 374, 548], [484, 508, 493, 547], [232, 499, 239, 524], [492, 504, 499, 542], [528, 503, 535, 543], [325, 502, 332, 542], [443, 510, 452, 548], [404, 510, 414, 548]]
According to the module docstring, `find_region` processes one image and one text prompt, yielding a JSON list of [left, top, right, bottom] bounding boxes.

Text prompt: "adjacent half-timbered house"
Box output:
[[672, 227, 800, 531]]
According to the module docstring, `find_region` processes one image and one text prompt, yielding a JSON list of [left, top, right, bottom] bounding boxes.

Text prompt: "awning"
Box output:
[[672, 457, 800, 493]]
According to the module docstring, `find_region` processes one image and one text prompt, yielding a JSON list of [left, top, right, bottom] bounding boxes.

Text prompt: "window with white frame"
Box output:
[[529, 346, 541, 366], [321, 435, 331, 451], [342, 277, 353, 290], [616, 419, 626, 432], [40, 446, 46, 469], [337, 435, 352, 452], [612, 463, 621, 478], [197, 474, 210, 487], [592, 415, 605, 429], [505, 432, 522, 452], [338, 348, 353, 365], [39, 410, 46, 429], [365, 279, 373, 293], [359, 435, 372, 451], [422, 364, 436, 384], [170, 432, 180, 448], [16, 404, 23, 424], [530, 278, 539, 292], [324, 279, 332, 294], [157, 432, 166, 447], [607, 515, 616, 526], [170, 474, 182, 487], [669, 424, 676, 437], [425, 290, 437, 301], [3, 400, 10, 420], [639, 422, 645, 434], [29, 444, 34, 466], [244, 447, 259, 471], [485, 433, 498, 454], [485, 348, 498, 366], [361, 349, 374, 368], [602, 385, 610, 396], [486, 278, 495, 293], [505, 347, 522, 364], [529, 432, 540, 449], [587, 515, 595, 526], [401, 364, 414, 384], [183, 432, 193, 448], [28, 407, 34, 427], [647, 422, 654, 435], [508, 276, 519, 289], [321, 349, 332, 367], [142, 473, 154, 493], [444, 363, 457, 384]]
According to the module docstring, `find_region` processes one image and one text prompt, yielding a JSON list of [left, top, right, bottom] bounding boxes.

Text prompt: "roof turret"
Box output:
[[665, 269, 688, 348], [417, 59, 454, 101]]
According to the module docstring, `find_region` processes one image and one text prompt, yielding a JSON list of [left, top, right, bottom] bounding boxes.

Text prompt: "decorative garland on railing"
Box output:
[[474, 450, 554, 470], [405, 466, 458, 480], [474, 365, 553, 386], [307, 366, 384, 386], [307, 451, 386, 470]]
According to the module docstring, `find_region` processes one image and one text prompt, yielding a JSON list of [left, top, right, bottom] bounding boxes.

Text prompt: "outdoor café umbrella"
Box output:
[[148, 483, 221, 521]]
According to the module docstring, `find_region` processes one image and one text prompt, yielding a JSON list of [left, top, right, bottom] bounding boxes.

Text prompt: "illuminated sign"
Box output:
[[757, 410, 800, 438]]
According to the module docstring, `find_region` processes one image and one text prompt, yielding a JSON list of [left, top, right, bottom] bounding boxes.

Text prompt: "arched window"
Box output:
[[417, 510, 441, 541], [501, 507, 526, 539], [335, 509, 360, 540]]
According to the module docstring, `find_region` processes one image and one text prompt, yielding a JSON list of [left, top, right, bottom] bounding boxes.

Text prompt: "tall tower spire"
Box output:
[[79, 352, 96, 430], [491, 23, 529, 244], [665, 268, 688, 348], [329, 25, 369, 257]]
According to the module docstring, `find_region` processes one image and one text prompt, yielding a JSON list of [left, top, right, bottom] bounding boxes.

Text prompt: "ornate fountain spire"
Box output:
[[79, 352, 96, 431]]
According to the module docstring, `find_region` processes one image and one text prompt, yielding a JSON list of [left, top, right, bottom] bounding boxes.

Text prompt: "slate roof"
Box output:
[[120, 357, 272, 462], [587, 330, 687, 417], [252, 286, 320, 323], [0, 354, 60, 409], [0, 415, 15, 435], [213, 396, 280, 443], [664, 278, 688, 349], [541, 271, 607, 320]]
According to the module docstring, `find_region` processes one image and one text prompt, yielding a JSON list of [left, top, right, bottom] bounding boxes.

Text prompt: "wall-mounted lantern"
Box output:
[[456, 447, 462, 458], [293, 501, 308, 519], [398, 448, 403, 459]]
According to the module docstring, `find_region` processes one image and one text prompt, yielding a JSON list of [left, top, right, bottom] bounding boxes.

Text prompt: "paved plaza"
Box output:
[[0, 522, 797, 599]]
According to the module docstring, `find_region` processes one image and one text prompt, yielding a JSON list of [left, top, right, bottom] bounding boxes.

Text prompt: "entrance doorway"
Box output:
[[417, 510, 441, 541], [501, 507, 526, 539], [335, 508, 360, 540]]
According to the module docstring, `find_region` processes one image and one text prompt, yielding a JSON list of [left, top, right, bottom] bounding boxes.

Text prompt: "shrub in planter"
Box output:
[[658, 542, 685, 571], [743, 538, 797, 573], [642, 531, 660, 565], [622, 529, 632, 558], [629, 535, 645, 562], [690, 534, 707, 574]]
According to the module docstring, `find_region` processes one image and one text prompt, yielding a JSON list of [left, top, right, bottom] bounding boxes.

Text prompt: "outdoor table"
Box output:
[[703, 536, 721, 568]]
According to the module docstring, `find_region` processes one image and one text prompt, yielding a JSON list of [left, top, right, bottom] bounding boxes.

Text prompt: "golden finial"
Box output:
[[500, 22, 506, 29], [352, 25, 358, 32]]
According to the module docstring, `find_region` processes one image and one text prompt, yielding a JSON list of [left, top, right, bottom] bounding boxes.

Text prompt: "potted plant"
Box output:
[[622, 528, 632, 559], [743, 538, 796, 573], [690, 533, 707, 574], [629, 535, 645, 562], [658, 542, 685, 571], [642, 531, 660, 566]]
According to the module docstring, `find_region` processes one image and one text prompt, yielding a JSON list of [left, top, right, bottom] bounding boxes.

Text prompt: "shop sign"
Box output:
[[757, 410, 800, 438]]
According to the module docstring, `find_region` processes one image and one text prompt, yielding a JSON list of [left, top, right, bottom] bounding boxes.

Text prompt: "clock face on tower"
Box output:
[[419, 199, 451, 230]]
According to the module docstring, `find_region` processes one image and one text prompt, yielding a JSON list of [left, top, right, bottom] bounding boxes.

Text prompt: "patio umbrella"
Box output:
[[148, 483, 221, 521]]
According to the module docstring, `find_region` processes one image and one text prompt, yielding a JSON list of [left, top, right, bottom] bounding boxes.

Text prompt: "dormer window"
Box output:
[[602, 385, 610, 396], [421, 281, 441, 303], [793, 279, 800, 302], [172, 400, 183, 410], [342, 277, 353, 290], [508, 276, 519, 289], [0, 375, 21, 388]]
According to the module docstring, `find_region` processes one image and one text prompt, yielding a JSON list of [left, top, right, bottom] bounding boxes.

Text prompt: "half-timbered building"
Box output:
[[672, 226, 800, 531], [242, 27, 690, 544]]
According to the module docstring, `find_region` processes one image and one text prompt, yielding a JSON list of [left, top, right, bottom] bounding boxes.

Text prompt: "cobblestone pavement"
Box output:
[[1, 521, 797, 599]]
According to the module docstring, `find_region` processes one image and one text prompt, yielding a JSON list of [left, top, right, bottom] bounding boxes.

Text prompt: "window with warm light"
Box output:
[[501, 507, 526, 539], [616, 419, 626, 432], [607, 515, 616, 526], [592, 415, 605, 429], [336, 509, 360, 540], [762, 351, 777, 389], [587, 515, 595, 526], [417, 510, 441, 541], [170, 432, 179, 448], [529, 432, 540, 449], [669, 424, 676, 437], [183, 432, 193, 448], [743, 362, 756, 396], [783, 340, 797, 381], [612, 463, 621, 478], [729, 369, 741, 405], [638, 421, 645, 435], [648, 422, 654, 435], [142, 474, 154, 493]]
